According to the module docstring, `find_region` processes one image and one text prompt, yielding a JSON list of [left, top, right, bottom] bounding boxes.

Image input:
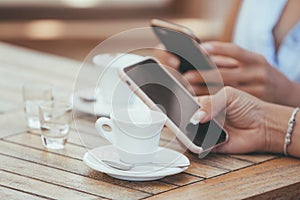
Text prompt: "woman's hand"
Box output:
[[154, 45, 180, 70], [192, 86, 269, 154], [155, 41, 300, 106], [192, 87, 300, 157], [154, 45, 223, 95], [198, 42, 299, 106]]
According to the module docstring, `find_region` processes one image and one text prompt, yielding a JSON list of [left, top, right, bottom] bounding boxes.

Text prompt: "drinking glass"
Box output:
[[39, 101, 72, 149], [22, 82, 54, 129]]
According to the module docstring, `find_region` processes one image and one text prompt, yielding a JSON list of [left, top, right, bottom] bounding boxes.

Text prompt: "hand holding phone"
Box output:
[[151, 19, 216, 73], [118, 57, 228, 154]]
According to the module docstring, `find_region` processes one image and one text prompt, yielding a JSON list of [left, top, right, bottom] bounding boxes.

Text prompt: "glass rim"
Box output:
[[22, 81, 54, 89], [39, 100, 72, 111]]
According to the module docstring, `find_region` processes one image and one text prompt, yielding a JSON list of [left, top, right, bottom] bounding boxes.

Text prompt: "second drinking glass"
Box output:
[[39, 101, 72, 149]]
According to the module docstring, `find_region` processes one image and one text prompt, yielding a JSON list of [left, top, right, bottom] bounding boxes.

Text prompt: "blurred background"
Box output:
[[0, 0, 235, 61]]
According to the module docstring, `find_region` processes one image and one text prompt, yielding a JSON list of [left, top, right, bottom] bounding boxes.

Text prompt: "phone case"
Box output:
[[118, 57, 229, 154], [151, 19, 216, 73]]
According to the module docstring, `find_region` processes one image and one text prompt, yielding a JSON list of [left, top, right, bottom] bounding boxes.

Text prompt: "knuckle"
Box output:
[[255, 53, 267, 64], [253, 86, 264, 98], [256, 68, 269, 83], [232, 44, 244, 55], [198, 96, 212, 109], [223, 86, 241, 102], [223, 86, 236, 95]]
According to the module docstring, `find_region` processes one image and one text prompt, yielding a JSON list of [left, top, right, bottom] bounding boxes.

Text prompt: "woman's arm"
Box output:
[[264, 102, 300, 157], [219, 0, 242, 42], [192, 86, 300, 158]]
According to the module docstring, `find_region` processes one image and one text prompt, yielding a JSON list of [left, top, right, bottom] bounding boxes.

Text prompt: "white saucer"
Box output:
[[73, 88, 147, 116], [83, 145, 190, 181]]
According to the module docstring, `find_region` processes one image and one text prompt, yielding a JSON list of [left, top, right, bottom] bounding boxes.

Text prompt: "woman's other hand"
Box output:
[[199, 42, 299, 106]]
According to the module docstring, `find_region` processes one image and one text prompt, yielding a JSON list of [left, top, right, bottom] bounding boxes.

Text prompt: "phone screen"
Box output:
[[152, 26, 214, 73], [124, 59, 226, 150]]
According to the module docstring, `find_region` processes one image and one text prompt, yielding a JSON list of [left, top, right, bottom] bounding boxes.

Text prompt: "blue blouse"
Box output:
[[233, 0, 300, 82]]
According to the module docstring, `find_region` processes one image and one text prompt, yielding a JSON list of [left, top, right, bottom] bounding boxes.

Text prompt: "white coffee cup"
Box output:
[[93, 53, 145, 106], [95, 109, 167, 164]]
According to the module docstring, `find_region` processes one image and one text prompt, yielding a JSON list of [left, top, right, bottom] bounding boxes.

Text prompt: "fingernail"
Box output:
[[184, 72, 194, 80], [190, 110, 206, 125], [201, 43, 214, 51], [168, 56, 180, 67]]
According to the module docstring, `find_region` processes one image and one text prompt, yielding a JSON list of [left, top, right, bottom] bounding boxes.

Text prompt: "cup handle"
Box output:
[[95, 117, 115, 144]]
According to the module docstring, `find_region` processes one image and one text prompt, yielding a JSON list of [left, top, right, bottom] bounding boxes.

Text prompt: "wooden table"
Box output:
[[1, 42, 300, 200]]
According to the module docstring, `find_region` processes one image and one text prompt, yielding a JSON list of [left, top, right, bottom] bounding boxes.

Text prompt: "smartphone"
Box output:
[[118, 57, 228, 154], [151, 19, 216, 74]]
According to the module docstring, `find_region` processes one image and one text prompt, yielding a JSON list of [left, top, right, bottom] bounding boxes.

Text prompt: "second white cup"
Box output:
[[95, 109, 166, 164], [93, 53, 144, 106]]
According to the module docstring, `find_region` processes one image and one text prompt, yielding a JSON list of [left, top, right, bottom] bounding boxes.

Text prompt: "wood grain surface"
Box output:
[[1, 42, 300, 200]]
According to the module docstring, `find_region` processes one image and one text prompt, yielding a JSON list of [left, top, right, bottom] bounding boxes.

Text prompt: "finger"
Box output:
[[188, 84, 221, 96], [184, 68, 252, 86], [206, 68, 264, 86], [191, 87, 232, 124], [202, 42, 258, 63], [183, 70, 224, 85], [212, 132, 242, 154], [210, 55, 240, 68], [190, 95, 211, 125], [213, 131, 239, 154], [183, 70, 204, 84], [154, 46, 180, 69], [214, 129, 258, 154]]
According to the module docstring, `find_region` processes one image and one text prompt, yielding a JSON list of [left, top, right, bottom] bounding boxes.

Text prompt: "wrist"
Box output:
[[283, 82, 300, 107], [264, 102, 294, 154]]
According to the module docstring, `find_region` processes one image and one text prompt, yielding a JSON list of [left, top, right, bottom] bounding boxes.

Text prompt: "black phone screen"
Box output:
[[152, 26, 214, 73], [124, 59, 226, 149]]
